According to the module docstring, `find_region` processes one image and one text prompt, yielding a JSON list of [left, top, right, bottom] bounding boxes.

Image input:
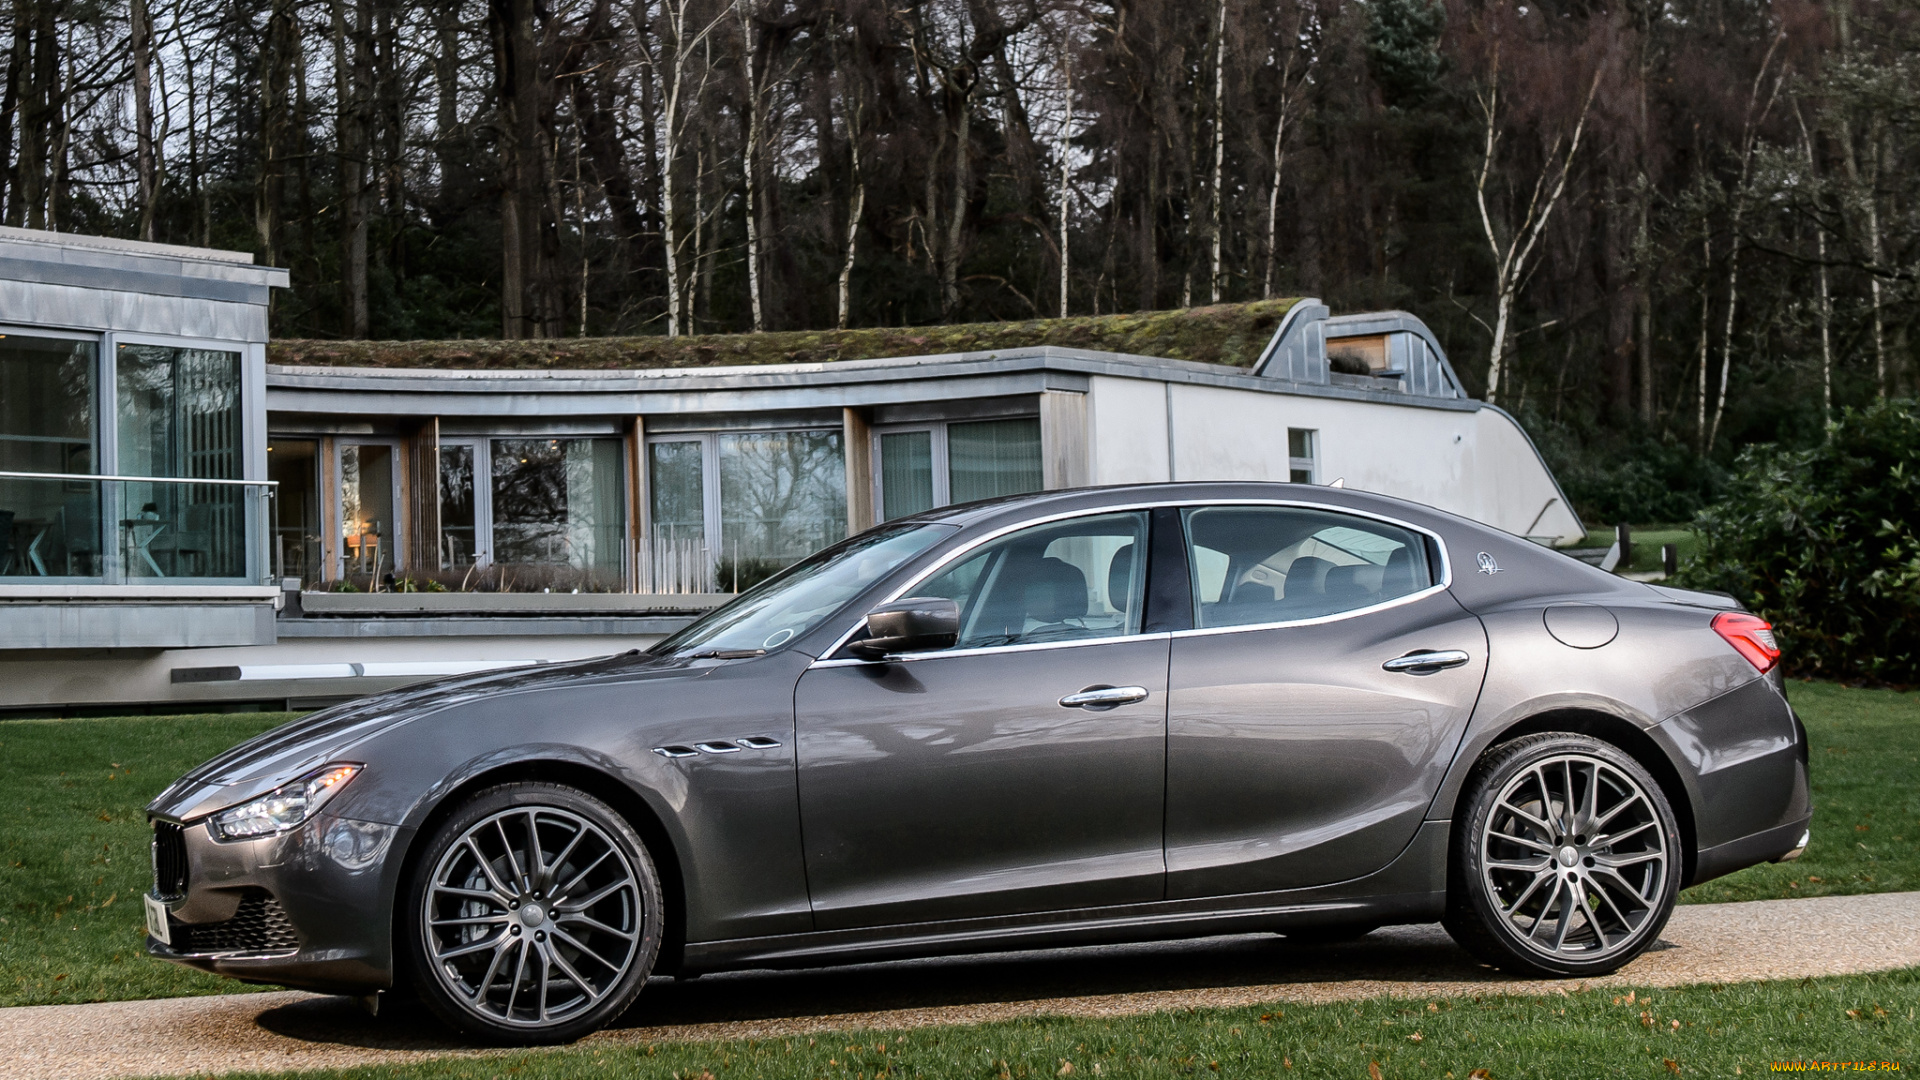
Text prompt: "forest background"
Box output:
[[2, 0, 1913, 524]]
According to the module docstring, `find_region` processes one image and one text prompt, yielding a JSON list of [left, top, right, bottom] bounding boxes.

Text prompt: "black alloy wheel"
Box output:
[[1444, 733, 1682, 977], [403, 783, 663, 1044]]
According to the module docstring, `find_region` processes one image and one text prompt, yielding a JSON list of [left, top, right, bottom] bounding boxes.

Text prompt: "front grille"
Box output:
[[176, 889, 300, 954], [151, 821, 188, 901]]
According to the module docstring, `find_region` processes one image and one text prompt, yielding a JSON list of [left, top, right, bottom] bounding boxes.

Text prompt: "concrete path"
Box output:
[[4, 891, 1917, 1080]]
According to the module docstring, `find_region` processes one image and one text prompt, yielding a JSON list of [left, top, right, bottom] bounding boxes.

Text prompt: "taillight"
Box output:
[[1713, 611, 1780, 673]]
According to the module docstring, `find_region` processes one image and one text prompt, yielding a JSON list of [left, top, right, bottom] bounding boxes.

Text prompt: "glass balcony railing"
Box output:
[[0, 471, 275, 584]]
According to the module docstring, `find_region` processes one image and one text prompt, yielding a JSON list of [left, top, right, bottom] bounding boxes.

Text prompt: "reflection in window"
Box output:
[[947, 418, 1042, 504], [268, 439, 320, 583], [340, 444, 394, 578], [492, 438, 624, 573], [717, 430, 845, 586], [0, 334, 97, 579], [117, 344, 243, 579], [915, 511, 1147, 649], [439, 445, 477, 568], [1184, 506, 1431, 628], [648, 440, 704, 544], [879, 430, 934, 520]]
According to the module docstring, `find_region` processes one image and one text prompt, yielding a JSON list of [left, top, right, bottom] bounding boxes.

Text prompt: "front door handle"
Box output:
[[1059, 685, 1150, 709], [1382, 650, 1471, 675]]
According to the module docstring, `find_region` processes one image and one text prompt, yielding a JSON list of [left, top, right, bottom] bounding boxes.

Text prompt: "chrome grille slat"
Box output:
[[151, 821, 188, 901]]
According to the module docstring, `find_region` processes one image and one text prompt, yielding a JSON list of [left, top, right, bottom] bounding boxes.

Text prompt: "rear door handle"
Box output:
[[1059, 685, 1150, 709], [1382, 650, 1471, 675]]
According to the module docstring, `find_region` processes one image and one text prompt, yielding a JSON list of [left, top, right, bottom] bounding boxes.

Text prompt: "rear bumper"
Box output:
[[1655, 676, 1812, 885], [1690, 815, 1813, 886]]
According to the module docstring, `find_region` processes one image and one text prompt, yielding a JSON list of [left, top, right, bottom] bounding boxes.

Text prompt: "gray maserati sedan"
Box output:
[[145, 482, 1810, 1043]]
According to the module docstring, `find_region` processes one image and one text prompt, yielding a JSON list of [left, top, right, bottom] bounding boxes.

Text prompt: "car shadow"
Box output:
[[255, 924, 1522, 1049]]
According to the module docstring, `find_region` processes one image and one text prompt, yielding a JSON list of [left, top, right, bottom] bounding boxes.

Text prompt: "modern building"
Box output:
[[0, 230, 1582, 712]]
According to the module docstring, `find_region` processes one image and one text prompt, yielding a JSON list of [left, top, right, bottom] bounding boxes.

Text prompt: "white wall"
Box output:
[[1084, 376, 1582, 544]]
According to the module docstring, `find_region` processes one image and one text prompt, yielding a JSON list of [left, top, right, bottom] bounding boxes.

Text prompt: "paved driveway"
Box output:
[[4, 891, 1917, 1080]]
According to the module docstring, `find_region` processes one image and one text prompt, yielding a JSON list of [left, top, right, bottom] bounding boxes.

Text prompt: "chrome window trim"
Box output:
[[810, 630, 1170, 669], [810, 497, 1452, 667]]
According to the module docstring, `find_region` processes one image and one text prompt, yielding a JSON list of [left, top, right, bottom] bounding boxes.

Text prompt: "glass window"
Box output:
[[913, 511, 1148, 649], [1287, 428, 1317, 484], [492, 438, 624, 573], [717, 430, 845, 587], [268, 439, 320, 583], [439, 445, 477, 569], [117, 344, 244, 578], [879, 430, 934, 520], [655, 521, 955, 656], [1184, 505, 1431, 628], [947, 418, 1042, 504], [0, 334, 97, 578], [648, 440, 705, 544], [341, 444, 395, 578]]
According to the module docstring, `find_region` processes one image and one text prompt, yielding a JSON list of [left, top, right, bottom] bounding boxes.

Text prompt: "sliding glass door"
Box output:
[[0, 332, 98, 579], [871, 416, 1043, 521], [646, 428, 847, 591]]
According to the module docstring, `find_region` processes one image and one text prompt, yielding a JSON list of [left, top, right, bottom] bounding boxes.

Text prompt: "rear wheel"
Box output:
[[1443, 733, 1681, 977], [403, 783, 662, 1044]]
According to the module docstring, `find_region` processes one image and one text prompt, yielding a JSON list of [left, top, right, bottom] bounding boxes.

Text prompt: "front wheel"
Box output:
[[403, 783, 663, 1044], [1443, 733, 1682, 977]]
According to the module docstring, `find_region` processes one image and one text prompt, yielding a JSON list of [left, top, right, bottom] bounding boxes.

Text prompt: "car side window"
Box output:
[[913, 511, 1150, 649], [1183, 506, 1433, 629]]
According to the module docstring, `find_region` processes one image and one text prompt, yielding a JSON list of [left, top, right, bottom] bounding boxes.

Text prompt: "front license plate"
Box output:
[[144, 894, 171, 946]]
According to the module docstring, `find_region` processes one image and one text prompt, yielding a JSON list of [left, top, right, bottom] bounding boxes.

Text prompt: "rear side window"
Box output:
[[1183, 506, 1433, 629]]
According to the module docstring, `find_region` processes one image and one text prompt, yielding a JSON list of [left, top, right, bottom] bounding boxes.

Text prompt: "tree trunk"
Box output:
[[1207, 0, 1226, 304], [256, 0, 295, 268], [488, 0, 541, 339], [333, 0, 371, 337], [739, 1, 764, 332], [131, 0, 158, 241], [838, 88, 864, 330]]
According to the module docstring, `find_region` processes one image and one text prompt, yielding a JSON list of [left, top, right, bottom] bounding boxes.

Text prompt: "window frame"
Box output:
[[812, 498, 1452, 667], [2, 326, 261, 585], [437, 436, 493, 569], [644, 426, 845, 560], [870, 413, 1043, 521], [1174, 501, 1450, 639], [1287, 428, 1318, 485], [814, 503, 1172, 666], [331, 436, 406, 579]]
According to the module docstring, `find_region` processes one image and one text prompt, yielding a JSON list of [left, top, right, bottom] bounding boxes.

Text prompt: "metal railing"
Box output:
[[0, 470, 277, 585]]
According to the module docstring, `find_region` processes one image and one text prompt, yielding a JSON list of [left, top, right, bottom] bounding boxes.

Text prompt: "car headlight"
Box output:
[[208, 764, 362, 841]]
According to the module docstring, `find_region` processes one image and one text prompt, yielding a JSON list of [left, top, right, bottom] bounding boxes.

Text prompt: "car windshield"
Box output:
[[653, 522, 957, 657]]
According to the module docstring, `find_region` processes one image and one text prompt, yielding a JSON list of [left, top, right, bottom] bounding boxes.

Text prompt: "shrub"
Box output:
[[1553, 436, 1726, 526], [1676, 400, 1920, 683]]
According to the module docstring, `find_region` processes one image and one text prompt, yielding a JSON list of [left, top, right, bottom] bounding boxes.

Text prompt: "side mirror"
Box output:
[[849, 597, 959, 659]]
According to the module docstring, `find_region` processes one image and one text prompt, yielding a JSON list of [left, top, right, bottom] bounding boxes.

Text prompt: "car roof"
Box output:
[[902, 481, 1459, 534]]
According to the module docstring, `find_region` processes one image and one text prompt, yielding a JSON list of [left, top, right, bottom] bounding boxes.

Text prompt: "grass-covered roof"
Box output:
[[269, 300, 1300, 372]]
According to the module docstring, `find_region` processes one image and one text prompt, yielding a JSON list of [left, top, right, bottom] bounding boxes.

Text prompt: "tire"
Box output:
[[402, 783, 663, 1044], [1443, 733, 1682, 978]]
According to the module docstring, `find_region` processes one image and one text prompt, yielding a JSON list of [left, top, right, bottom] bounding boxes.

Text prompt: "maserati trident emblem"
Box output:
[[1477, 552, 1503, 575]]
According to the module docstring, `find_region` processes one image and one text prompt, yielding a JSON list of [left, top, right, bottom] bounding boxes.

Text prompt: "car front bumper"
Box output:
[[144, 811, 413, 994]]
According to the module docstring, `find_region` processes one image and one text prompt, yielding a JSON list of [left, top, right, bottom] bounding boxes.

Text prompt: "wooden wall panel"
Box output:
[[843, 407, 874, 535], [403, 417, 440, 573]]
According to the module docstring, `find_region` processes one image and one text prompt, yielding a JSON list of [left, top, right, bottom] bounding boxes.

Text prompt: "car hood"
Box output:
[[149, 649, 705, 821]]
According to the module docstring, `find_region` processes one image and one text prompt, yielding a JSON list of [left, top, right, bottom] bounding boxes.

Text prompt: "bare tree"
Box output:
[[1474, 50, 1602, 406]]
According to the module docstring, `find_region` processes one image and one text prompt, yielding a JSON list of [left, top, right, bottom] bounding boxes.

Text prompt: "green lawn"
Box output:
[[170, 968, 1920, 1080], [1681, 680, 1920, 905], [2, 682, 1915, 1009], [1580, 525, 1701, 575], [0, 711, 294, 1007]]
